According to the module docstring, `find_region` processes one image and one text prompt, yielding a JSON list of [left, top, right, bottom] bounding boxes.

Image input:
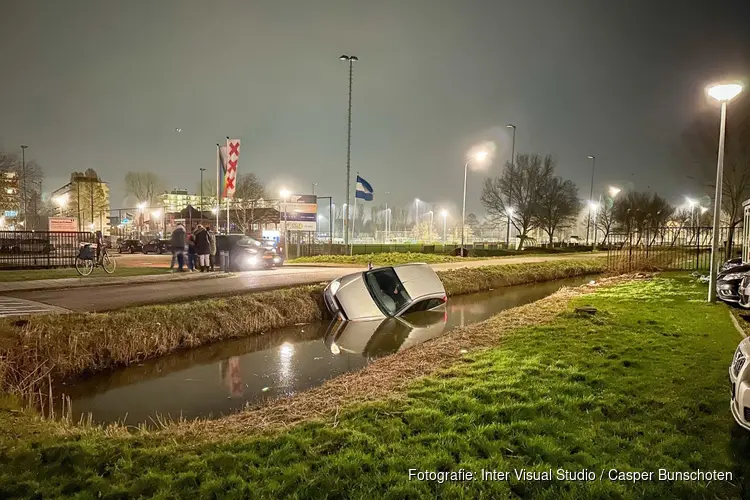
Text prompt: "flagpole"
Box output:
[[351, 173, 358, 256], [216, 143, 220, 231], [226, 136, 230, 233]]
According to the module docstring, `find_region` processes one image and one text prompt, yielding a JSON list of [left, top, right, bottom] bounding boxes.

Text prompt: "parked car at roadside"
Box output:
[[261, 239, 283, 266], [730, 337, 750, 431], [716, 263, 750, 303], [118, 239, 144, 254], [324, 263, 447, 321], [142, 239, 171, 254], [721, 257, 744, 274], [215, 234, 276, 271]]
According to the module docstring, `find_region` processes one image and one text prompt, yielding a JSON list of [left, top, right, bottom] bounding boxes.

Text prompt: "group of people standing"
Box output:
[[169, 222, 217, 272]]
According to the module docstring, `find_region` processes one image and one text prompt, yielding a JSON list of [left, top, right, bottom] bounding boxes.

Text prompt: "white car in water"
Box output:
[[730, 337, 750, 431], [323, 263, 447, 321]]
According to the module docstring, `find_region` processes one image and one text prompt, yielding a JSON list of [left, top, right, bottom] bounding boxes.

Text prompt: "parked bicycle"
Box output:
[[75, 232, 116, 276]]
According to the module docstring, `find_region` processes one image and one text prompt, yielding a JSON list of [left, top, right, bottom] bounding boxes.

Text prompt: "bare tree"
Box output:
[[481, 154, 555, 248], [533, 177, 580, 245], [125, 172, 163, 206], [683, 92, 750, 257], [613, 191, 673, 245], [595, 197, 617, 244], [230, 173, 267, 234]]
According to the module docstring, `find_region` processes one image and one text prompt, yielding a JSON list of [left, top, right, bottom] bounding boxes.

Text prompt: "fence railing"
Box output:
[[0, 231, 96, 269], [604, 226, 742, 272]]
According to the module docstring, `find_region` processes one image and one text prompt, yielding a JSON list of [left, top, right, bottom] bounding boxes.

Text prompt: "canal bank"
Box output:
[[0, 259, 605, 397]]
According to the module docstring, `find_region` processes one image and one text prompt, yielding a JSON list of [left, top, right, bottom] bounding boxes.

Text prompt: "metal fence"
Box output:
[[604, 226, 742, 272], [0, 231, 96, 269]]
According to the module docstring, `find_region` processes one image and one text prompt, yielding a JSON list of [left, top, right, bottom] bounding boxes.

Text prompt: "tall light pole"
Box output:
[[707, 83, 743, 301], [461, 150, 488, 256], [585, 155, 596, 245], [441, 210, 448, 243], [312, 182, 318, 195], [426, 210, 434, 242], [280, 188, 290, 261], [200, 168, 206, 225], [20, 144, 28, 230], [339, 54, 358, 251], [505, 125, 515, 245]]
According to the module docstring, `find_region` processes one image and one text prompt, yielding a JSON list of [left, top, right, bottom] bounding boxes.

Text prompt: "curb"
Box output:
[[0, 272, 235, 294]]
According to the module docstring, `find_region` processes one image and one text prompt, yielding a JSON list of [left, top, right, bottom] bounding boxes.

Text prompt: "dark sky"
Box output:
[[1, 0, 749, 215]]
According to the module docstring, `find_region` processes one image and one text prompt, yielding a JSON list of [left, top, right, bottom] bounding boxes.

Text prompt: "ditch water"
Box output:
[[58, 275, 598, 426]]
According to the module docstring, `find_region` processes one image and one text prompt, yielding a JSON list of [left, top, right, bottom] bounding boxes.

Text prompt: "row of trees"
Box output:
[[0, 149, 47, 229]]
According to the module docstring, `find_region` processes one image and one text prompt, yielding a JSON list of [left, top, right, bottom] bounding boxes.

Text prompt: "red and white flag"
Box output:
[[225, 138, 240, 199]]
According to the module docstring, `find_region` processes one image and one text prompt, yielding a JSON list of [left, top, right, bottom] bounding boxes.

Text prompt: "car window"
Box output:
[[401, 298, 444, 316], [364, 268, 412, 316], [237, 237, 261, 248]]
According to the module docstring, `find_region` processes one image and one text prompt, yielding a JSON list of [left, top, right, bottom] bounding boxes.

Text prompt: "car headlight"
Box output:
[[328, 279, 340, 295], [245, 255, 258, 266], [722, 272, 745, 281]]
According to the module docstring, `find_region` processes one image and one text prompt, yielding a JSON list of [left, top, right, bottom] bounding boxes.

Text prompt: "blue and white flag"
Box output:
[[355, 175, 374, 201]]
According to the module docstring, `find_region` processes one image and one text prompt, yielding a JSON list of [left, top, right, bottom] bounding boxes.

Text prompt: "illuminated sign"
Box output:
[[4, 210, 17, 217]]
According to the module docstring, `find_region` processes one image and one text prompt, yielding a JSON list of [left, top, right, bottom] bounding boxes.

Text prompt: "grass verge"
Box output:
[[0, 259, 604, 393], [0, 267, 168, 282], [1, 274, 747, 499], [289, 252, 481, 265]]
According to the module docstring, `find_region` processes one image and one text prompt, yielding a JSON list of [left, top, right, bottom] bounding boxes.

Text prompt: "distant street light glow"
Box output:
[[608, 186, 621, 198]]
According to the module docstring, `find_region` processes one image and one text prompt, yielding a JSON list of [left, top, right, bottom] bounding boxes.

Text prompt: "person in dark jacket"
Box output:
[[186, 232, 197, 272], [193, 224, 211, 272], [170, 223, 187, 272]]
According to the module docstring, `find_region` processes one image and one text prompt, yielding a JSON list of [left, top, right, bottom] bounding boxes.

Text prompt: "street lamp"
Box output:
[[424, 210, 434, 242], [199, 167, 206, 224], [340, 54, 358, 251], [461, 149, 489, 256], [280, 188, 290, 260], [441, 210, 448, 244], [608, 186, 621, 198], [505, 124, 516, 244], [585, 155, 596, 245], [588, 200, 600, 244], [707, 82, 743, 301], [312, 182, 318, 195]]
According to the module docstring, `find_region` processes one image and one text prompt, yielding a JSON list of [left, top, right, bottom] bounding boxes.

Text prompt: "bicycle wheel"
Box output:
[[75, 258, 94, 276], [102, 253, 116, 274]]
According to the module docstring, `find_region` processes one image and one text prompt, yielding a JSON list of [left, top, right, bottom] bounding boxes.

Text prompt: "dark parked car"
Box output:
[[215, 234, 276, 271], [118, 239, 144, 254], [717, 263, 750, 303], [721, 257, 744, 274], [142, 239, 171, 254]]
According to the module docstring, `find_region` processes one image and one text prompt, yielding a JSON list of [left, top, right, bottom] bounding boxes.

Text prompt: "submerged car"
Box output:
[[716, 264, 750, 303], [730, 337, 750, 431], [324, 310, 447, 360], [324, 263, 447, 321]]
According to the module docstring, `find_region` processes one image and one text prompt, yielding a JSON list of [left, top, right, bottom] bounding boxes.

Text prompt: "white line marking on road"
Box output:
[[0, 297, 70, 317]]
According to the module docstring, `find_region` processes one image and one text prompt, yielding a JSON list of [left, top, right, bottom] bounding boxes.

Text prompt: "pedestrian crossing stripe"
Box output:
[[0, 296, 69, 317]]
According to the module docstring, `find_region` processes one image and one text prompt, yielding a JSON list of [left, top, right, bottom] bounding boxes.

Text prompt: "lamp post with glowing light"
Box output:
[[461, 150, 488, 256], [707, 83, 743, 301], [280, 189, 290, 261], [588, 200, 600, 245], [585, 155, 596, 245], [339, 54, 358, 251]]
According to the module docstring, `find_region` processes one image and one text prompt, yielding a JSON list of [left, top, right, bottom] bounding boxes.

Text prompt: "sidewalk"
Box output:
[[0, 271, 233, 293]]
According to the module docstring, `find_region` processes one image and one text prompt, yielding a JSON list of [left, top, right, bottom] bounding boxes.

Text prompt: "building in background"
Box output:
[[158, 188, 218, 213], [0, 171, 20, 229], [51, 170, 111, 233]]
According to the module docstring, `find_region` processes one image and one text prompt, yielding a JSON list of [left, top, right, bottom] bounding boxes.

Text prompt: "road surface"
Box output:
[[4, 253, 602, 313]]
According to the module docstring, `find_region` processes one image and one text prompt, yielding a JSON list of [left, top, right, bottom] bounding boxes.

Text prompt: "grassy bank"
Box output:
[[2, 274, 747, 498], [0, 266, 168, 282], [289, 252, 479, 265], [0, 259, 604, 393]]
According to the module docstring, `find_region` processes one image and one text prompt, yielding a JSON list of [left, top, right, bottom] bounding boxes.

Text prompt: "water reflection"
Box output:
[[59, 275, 597, 425]]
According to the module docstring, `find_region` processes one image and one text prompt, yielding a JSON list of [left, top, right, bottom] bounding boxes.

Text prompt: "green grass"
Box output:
[[0, 267, 168, 282], [289, 252, 476, 265], [1, 273, 748, 498]]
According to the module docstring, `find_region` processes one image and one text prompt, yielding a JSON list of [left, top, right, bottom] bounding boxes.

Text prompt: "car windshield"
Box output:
[[237, 237, 261, 248], [364, 268, 412, 316]]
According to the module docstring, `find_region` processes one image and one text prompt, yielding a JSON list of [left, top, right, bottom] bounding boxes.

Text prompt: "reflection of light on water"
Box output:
[[279, 342, 294, 387]]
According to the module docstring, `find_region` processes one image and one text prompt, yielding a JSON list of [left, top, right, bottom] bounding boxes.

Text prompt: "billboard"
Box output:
[[48, 217, 78, 232], [282, 194, 317, 232]]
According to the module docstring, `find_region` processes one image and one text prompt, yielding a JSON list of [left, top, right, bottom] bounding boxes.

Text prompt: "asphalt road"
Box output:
[[7, 253, 603, 313]]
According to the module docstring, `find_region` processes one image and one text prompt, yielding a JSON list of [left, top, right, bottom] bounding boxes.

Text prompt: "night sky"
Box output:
[[1, 0, 749, 214]]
